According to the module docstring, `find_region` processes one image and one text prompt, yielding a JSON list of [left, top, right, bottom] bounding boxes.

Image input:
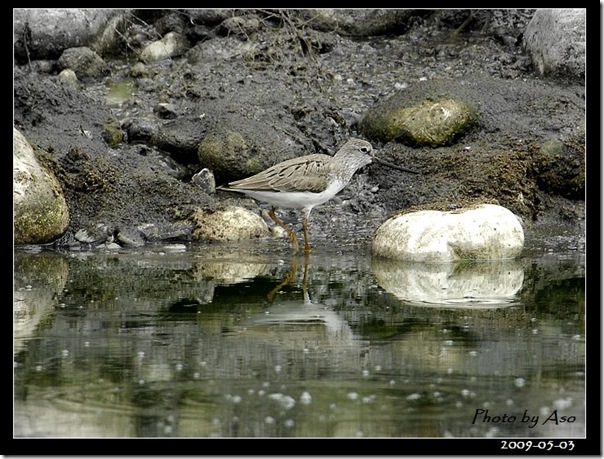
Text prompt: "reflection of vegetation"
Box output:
[[532, 277, 585, 316], [356, 317, 480, 348]]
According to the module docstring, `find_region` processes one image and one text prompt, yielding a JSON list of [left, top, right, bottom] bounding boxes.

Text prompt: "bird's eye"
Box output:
[[361, 147, 369, 153]]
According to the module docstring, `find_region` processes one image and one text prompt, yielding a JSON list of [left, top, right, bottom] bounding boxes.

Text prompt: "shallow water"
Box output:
[[13, 239, 585, 439]]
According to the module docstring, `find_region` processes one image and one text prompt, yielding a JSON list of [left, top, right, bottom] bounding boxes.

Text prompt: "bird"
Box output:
[[217, 138, 418, 254]]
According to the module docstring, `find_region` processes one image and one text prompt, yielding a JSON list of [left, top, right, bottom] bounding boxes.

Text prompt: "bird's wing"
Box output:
[[226, 154, 333, 193]]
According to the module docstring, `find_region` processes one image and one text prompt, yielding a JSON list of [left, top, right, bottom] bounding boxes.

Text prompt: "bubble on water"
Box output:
[[193, 372, 200, 379], [347, 392, 359, 400], [258, 390, 265, 397], [444, 340, 454, 346], [362, 395, 376, 403], [374, 365, 381, 372], [389, 380, 396, 386], [300, 391, 312, 405], [406, 393, 421, 400], [281, 396, 296, 410], [275, 365, 282, 373], [175, 363, 183, 371], [265, 416, 275, 424], [84, 341, 90, 347], [284, 419, 295, 428], [329, 403, 337, 410], [553, 398, 573, 410], [61, 349, 69, 357], [138, 379, 145, 385], [232, 395, 242, 404], [468, 350, 478, 357], [485, 427, 500, 437], [461, 389, 471, 397], [514, 377, 525, 388], [35, 365, 43, 372], [506, 399, 514, 406], [540, 406, 551, 416], [362, 369, 369, 377]]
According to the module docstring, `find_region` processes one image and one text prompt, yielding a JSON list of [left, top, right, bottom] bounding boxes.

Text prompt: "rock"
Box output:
[[188, 205, 270, 242], [192, 168, 216, 195], [372, 204, 524, 261], [13, 9, 127, 62], [198, 128, 298, 183], [74, 223, 113, 245], [57, 47, 110, 82], [360, 95, 478, 145], [57, 69, 79, 90], [14, 128, 70, 245], [293, 9, 425, 36], [524, 9, 585, 81], [153, 102, 178, 119], [218, 15, 262, 37], [140, 31, 191, 63], [102, 118, 125, 146]]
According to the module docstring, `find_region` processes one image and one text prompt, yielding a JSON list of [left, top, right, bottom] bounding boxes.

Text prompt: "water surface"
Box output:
[[13, 240, 585, 438]]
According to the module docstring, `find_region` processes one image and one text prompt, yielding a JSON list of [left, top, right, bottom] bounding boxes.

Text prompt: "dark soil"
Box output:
[[13, 9, 585, 252]]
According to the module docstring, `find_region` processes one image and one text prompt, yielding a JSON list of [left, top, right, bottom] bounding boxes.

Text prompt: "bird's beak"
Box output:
[[373, 156, 420, 174]]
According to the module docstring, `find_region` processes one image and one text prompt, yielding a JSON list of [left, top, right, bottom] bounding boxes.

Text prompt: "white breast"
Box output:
[[236, 179, 346, 211]]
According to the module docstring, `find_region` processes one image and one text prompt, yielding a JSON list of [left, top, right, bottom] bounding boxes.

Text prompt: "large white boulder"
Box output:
[[14, 128, 70, 245], [372, 204, 524, 262]]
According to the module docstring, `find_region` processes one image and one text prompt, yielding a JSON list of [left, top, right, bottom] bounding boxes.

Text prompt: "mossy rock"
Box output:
[[361, 96, 478, 146]]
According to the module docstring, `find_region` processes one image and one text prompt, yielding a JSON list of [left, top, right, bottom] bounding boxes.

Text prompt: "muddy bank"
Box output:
[[13, 9, 585, 252]]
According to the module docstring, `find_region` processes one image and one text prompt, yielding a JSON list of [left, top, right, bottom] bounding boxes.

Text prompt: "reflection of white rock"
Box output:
[[14, 252, 69, 353], [372, 258, 524, 307], [372, 204, 524, 262]]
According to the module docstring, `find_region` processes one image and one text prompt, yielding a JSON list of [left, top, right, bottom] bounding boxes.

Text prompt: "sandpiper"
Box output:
[[218, 138, 418, 253]]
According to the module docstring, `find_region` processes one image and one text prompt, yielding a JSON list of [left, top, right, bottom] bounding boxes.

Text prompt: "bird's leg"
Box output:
[[302, 209, 312, 254], [267, 256, 300, 302], [268, 207, 299, 253]]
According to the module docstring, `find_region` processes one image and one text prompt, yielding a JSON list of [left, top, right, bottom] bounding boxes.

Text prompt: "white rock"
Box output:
[[14, 128, 69, 244], [140, 32, 190, 63], [194, 205, 270, 242], [372, 204, 524, 262], [524, 9, 585, 80]]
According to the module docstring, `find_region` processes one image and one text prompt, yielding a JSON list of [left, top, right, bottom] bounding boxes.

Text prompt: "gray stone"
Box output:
[[524, 9, 585, 81]]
